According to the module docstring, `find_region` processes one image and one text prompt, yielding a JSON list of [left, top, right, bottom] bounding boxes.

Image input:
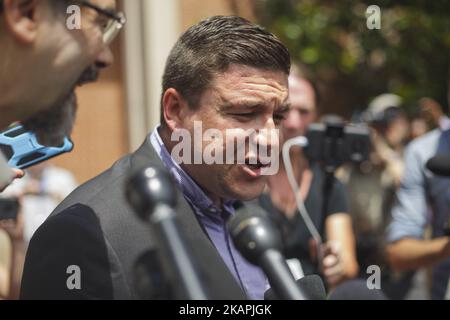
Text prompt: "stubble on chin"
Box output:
[[21, 65, 99, 147]]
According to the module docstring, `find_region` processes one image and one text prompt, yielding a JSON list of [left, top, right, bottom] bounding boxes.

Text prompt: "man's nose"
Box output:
[[95, 46, 114, 69], [254, 118, 280, 150]]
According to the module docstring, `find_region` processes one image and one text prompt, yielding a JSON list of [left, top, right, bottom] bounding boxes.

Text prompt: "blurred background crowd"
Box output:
[[1, 0, 450, 300]]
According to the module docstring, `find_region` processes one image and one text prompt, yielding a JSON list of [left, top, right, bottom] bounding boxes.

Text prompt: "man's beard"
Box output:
[[23, 66, 99, 147]]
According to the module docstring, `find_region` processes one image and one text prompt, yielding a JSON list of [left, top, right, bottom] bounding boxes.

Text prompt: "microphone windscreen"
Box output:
[[126, 166, 177, 220], [133, 250, 173, 300], [328, 279, 387, 300], [425, 155, 450, 177], [227, 204, 283, 264], [264, 274, 327, 300], [227, 204, 268, 235]]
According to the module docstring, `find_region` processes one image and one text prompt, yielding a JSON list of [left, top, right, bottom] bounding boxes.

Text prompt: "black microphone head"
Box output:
[[426, 155, 450, 177], [264, 274, 327, 300], [134, 250, 174, 300], [126, 166, 177, 220], [227, 209, 283, 265], [328, 279, 387, 300]]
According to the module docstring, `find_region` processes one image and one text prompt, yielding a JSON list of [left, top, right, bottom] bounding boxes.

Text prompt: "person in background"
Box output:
[[346, 94, 409, 242], [2, 163, 78, 243], [387, 88, 450, 299], [1, 0, 121, 299], [258, 68, 359, 289], [410, 113, 430, 140], [419, 97, 450, 131], [0, 148, 23, 299], [343, 94, 431, 299], [0, 208, 24, 300], [0, 162, 77, 299]]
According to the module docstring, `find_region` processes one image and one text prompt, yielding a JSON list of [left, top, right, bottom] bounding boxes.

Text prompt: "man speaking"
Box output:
[[20, 15, 291, 300]]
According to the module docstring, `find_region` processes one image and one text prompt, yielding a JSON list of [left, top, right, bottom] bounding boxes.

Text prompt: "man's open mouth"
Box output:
[[244, 159, 270, 170], [242, 158, 271, 177]]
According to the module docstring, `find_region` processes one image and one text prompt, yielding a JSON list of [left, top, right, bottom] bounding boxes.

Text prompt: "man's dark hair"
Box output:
[[161, 15, 291, 125], [0, 0, 4, 13]]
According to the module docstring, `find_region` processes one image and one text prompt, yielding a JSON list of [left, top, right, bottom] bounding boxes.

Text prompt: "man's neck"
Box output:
[[159, 126, 224, 208], [158, 126, 175, 155]]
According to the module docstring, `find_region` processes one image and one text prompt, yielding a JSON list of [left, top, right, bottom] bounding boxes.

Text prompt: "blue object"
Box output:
[[0, 125, 73, 169]]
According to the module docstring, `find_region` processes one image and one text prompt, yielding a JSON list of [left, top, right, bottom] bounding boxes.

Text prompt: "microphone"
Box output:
[[126, 166, 209, 300], [227, 209, 307, 300], [328, 279, 387, 300], [426, 155, 450, 177], [264, 275, 327, 300], [134, 250, 173, 300]]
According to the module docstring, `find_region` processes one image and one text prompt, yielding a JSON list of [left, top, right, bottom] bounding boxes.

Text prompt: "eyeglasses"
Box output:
[[78, 1, 126, 45]]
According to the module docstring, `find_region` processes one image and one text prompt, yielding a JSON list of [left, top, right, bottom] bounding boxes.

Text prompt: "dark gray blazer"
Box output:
[[20, 137, 247, 300]]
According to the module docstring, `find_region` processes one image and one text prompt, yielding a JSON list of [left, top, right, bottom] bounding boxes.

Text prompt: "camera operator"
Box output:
[[343, 94, 423, 299], [258, 69, 359, 289]]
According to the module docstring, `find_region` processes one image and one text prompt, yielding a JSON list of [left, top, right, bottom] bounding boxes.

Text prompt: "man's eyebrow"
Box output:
[[219, 102, 291, 114], [219, 101, 266, 111]]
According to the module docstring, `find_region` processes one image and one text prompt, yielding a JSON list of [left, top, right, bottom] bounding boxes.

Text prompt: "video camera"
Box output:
[[0, 197, 19, 221], [304, 119, 371, 173]]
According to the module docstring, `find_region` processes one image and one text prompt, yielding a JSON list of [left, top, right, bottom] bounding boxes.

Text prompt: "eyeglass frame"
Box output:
[[76, 0, 126, 45]]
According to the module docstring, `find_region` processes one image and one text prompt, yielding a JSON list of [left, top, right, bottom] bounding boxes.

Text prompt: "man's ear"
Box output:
[[162, 88, 190, 132], [3, 0, 39, 45]]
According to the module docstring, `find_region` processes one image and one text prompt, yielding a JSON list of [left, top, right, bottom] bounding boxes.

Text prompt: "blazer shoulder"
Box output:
[[21, 204, 118, 299]]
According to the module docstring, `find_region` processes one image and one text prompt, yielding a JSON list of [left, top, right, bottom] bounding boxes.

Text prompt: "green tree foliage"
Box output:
[[258, 0, 450, 115]]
